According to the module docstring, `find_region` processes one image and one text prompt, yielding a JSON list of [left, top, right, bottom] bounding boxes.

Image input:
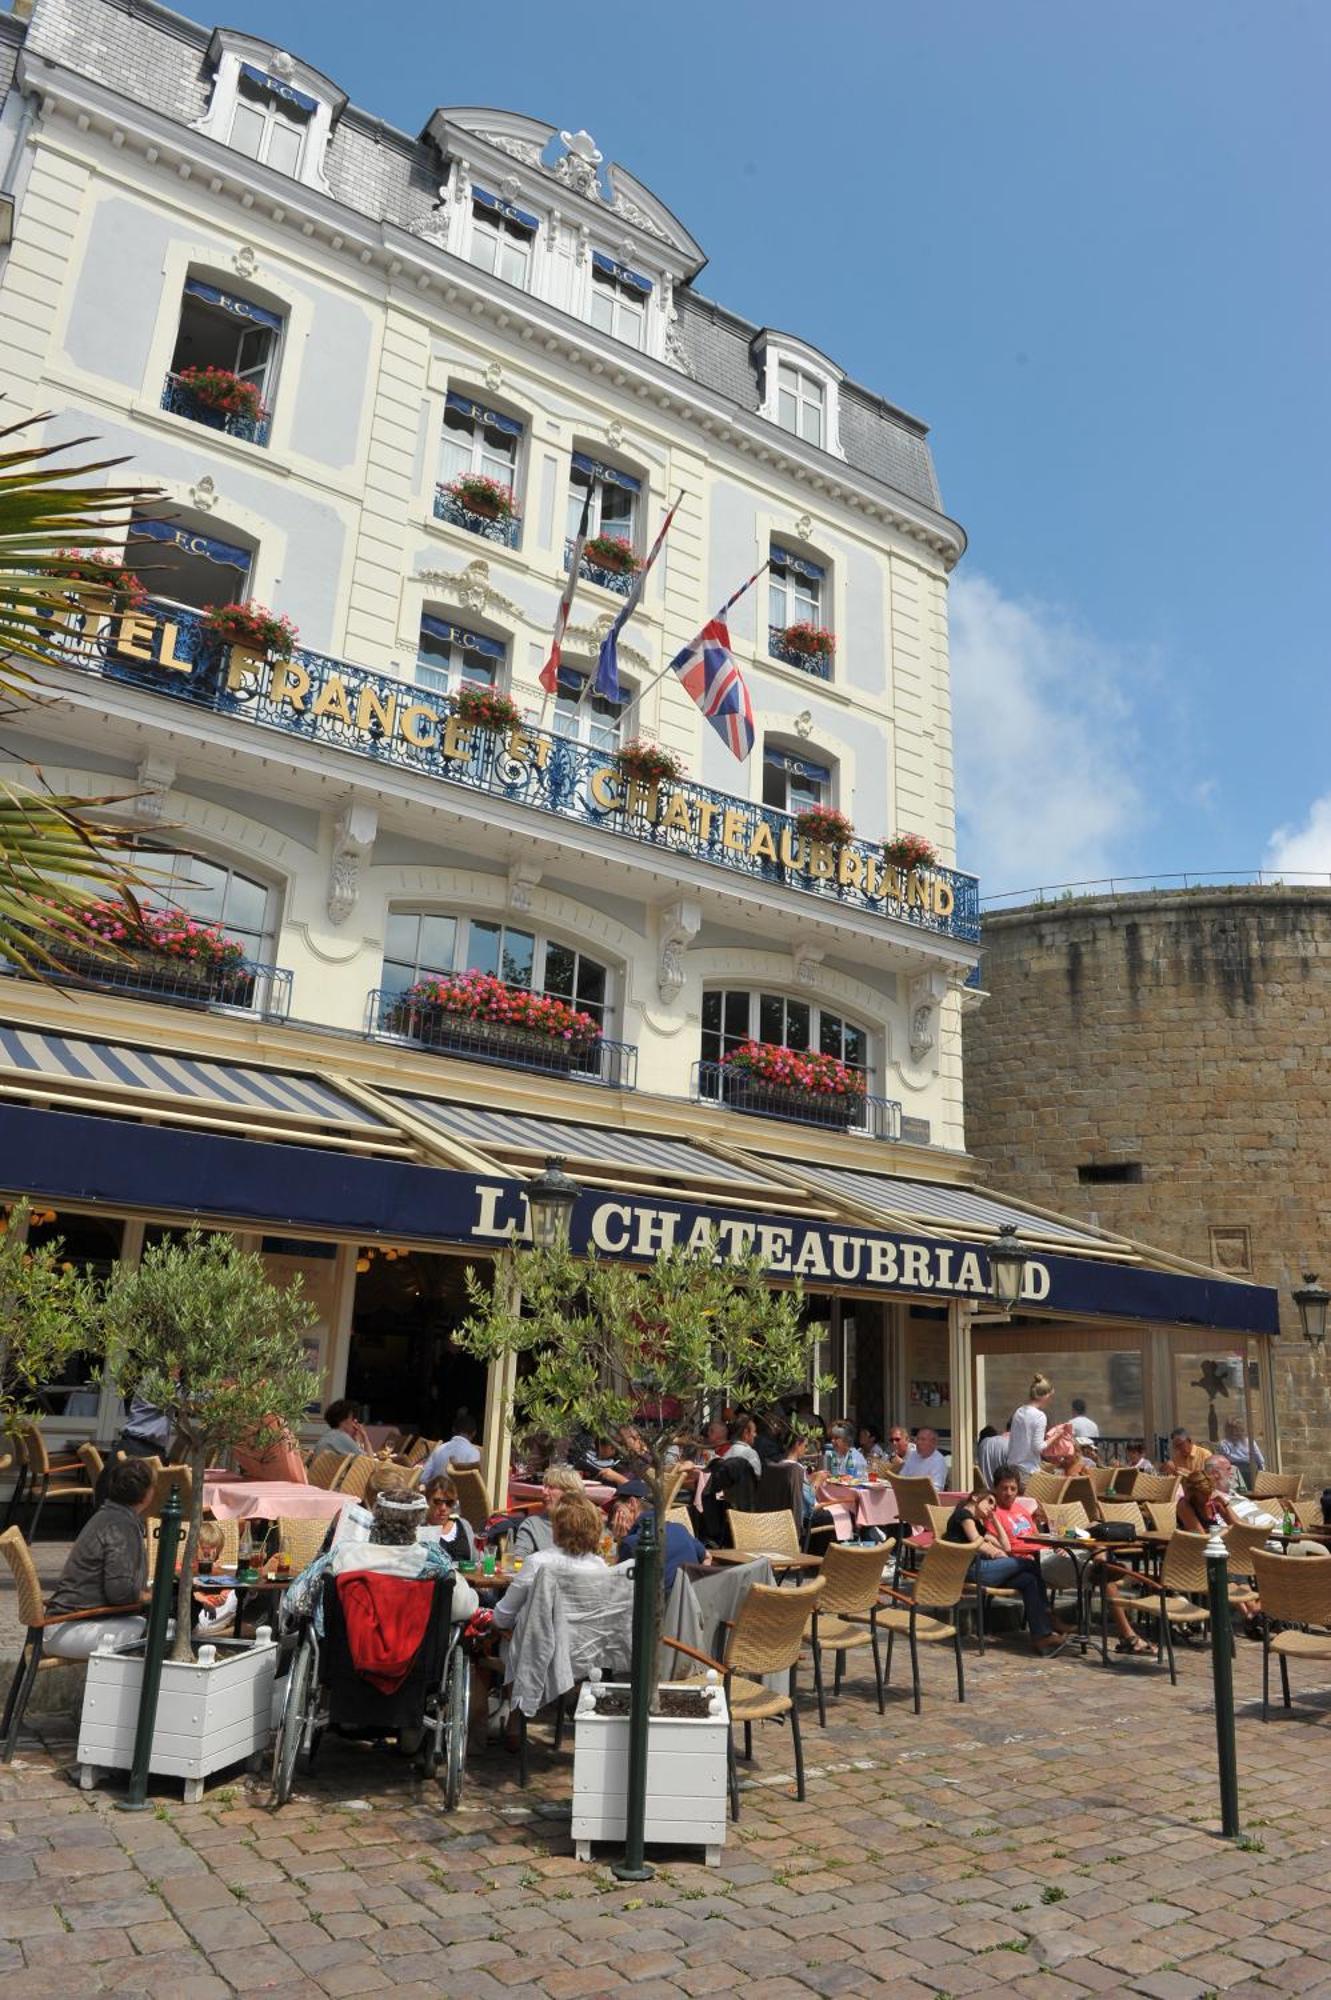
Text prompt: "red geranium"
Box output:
[[203, 601, 297, 659], [175, 366, 267, 423], [583, 534, 640, 577], [445, 474, 519, 522], [722, 1041, 866, 1097], [884, 832, 939, 871], [780, 622, 836, 660], [399, 970, 601, 1045], [795, 804, 854, 846], [452, 683, 523, 731], [74, 900, 247, 971], [52, 549, 148, 610]]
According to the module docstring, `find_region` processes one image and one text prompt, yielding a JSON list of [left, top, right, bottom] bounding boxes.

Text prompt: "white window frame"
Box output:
[[415, 622, 506, 698], [192, 39, 341, 194], [133, 845, 277, 964], [382, 910, 615, 1031], [170, 285, 283, 409], [700, 986, 873, 1088], [566, 461, 640, 550], [589, 262, 648, 350], [469, 201, 535, 290], [551, 663, 632, 753], [769, 552, 823, 634], [228, 73, 308, 176], [754, 333, 846, 460], [761, 740, 832, 815], [438, 401, 521, 494]]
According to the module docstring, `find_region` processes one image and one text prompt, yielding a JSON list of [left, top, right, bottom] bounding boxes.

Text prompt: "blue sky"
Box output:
[[179, 0, 1328, 898]]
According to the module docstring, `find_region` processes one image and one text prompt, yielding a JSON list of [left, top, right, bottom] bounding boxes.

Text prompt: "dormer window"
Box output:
[[754, 333, 846, 460], [777, 363, 824, 448], [590, 253, 651, 349], [469, 187, 538, 289], [228, 64, 315, 176]]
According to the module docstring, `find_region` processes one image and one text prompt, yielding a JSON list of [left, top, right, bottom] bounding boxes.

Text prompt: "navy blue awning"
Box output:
[[183, 277, 283, 331], [445, 390, 522, 438], [419, 615, 505, 658], [571, 450, 641, 494], [592, 251, 652, 295], [239, 62, 318, 114], [771, 546, 825, 581], [764, 747, 830, 782], [472, 185, 539, 232], [127, 519, 251, 570]]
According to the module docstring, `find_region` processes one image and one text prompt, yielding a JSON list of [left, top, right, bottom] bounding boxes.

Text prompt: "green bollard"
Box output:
[[613, 1506, 659, 1882], [118, 1484, 182, 1812], [1205, 1523, 1241, 1839]]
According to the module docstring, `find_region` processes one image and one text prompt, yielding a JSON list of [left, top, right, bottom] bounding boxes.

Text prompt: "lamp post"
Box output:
[[526, 1155, 580, 1250], [988, 1223, 1028, 1313], [1292, 1273, 1330, 1350]]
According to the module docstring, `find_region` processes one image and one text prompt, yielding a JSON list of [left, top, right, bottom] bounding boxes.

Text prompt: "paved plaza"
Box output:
[[4, 1560, 1331, 2000]]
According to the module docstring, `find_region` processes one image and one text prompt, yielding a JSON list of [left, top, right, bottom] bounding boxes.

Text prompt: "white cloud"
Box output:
[[950, 573, 1147, 898], [1265, 795, 1331, 874]]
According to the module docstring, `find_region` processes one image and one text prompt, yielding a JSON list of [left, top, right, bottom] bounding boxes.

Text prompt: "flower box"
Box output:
[[724, 1074, 862, 1129], [77, 1630, 278, 1803], [883, 832, 939, 871], [795, 805, 854, 847], [583, 535, 640, 578], [387, 971, 602, 1074], [779, 622, 836, 663], [202, 602, 297, 662], [720, 1041, 866, 1126], [617, 739, 684, 786], [390, 1005, 594, 1074], [174, 366, 267, 424], [444, 475, 518, 523], [452, 683, 523, 732], [571, 1678, 729, 1866], [52, 550, 148, 617]]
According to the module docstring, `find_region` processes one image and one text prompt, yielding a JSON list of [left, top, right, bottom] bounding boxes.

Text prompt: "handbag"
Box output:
[[1090, 1520, 1136, 1541]]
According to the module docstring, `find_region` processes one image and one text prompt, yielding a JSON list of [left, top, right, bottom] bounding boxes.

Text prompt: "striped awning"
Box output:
[[801, 1163, 1124, 1254], [0, 1025, 411, 1155]]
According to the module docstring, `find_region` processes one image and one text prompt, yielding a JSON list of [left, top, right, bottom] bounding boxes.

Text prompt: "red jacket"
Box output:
[[335, 1570, 433, 1693]]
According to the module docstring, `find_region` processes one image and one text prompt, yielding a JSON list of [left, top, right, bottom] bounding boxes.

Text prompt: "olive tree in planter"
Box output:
[[0, 1198, 103, 1443], [103, 1230, 317, 1663]]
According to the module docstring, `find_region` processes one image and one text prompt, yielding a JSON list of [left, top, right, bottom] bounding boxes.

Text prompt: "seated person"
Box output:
[[723, 1414, 763, 1481], [491, 1494, 608, 1632], [1205, 1454, 1277, 1528], [989, 1462, 1077, 1596], [885, 1424, 911, 1474], [899, 1426, 949, 1493], [857, 1423, 883, 1463], [420, 1409, 482, 1484], [422, 1476, 476, 1565], [780, 1433, 839, 1556], [700, 1418, 731, 1463], [1216, 1416, 1264, 1487], [44, 1457, 153, 1659], [1177, 1462, 1260, 1620], [609, 1481, 706, 1589], [191, 1520, 238, 1637], [315, 1398, 370, 1460], [943, 1489, 1068, 1655], [824, 1422, 868, 1479], [511, 1464, 586, 1560], [1165, 1429, 1209, 1480], [1123, 1440, 1155, 1472], [281, 1487, 478, 1636]]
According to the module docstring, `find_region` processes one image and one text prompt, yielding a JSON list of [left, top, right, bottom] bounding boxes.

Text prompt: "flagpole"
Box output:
[[537, 477, 598, 732], [620, 559, 770, 739], [582, 488, 685, 715]]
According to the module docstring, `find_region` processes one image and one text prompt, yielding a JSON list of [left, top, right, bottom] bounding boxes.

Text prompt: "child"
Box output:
[[191, 1521, 238, 1637]]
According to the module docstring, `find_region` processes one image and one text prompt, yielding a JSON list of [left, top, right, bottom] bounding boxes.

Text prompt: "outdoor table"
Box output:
[[189, 1569, 287, 1637], [821, 1477, 898, 1540], [708, 1547, 823, 1574], [1018, 1533, 1107, 1652], [507, 1478, 616, 1509], [203, 1479, 348, 1522]]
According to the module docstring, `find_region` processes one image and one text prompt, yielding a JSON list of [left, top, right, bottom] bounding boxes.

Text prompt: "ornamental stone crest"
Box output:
[[907, 970, 951, 1063], [551, 129, 603, 198], [470, 129, 544, 169], [483, 360, 504, 395], [657, 897, 701, 1000], [794, 710, 814, 740], [232, 243, 259, 279], [132, 754, 175, 825], [188, 474, 218, 513], [413, 558, 520, 621]]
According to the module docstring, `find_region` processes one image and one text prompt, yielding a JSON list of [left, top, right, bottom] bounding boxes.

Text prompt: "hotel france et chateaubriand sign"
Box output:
[[61, 597, 974, 935]]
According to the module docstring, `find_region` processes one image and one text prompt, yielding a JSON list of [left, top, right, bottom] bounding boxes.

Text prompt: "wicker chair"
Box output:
[[1112, 1531, 1215, 1682], [1132, 1473, 1181, 1505], [451, 1466, 492, 1534], [1025, 1472, 1069, 1505], [147, 1464, 192, 1516], [146, 1513, 239, 1580], [1062, 1475, 1100, 1519], [18, 1425, 97, 1541], [331, 1453, 375, 1503], [1251, 1548, 1331, 1720], [923, 1503, 1026, 1650], [306, 1448, 346, 1491], [729, 1509, 801, 1559], [1253, 1471, 1303, 1503], [885, 1473, 941, 1533], [0, 1527, 133, 1761], [666, 1577, 824, 1819], [665, 1507, 695, 1537], [1142, 1500, 1177, 1537], [275, 1515, 332, 1572], [1042, 1502, 1090, 1535], [877, 1538, 973, 1713], [1098, 1500, 1148, 1534], [1087, 1466, 1115, 1496], [1108, 1466, 1141, 1497], [1293, 1498, 1324, 1531], [806, 1544, 890, 1722], [77, 1443, 105, 1490], [1222, 1523, 1273, 1601]]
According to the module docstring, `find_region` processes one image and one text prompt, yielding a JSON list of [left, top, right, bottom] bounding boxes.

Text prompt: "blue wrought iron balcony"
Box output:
[[563, 538, 634, 598], [433, 486, 521, 549], [64, 599, 980, 950], [366, 986, 637, 1090], [160, 373, 271, 447], [767, 626, 833, 679], [693, 1060, 902, 1141], [3, 941, 292, 1020]]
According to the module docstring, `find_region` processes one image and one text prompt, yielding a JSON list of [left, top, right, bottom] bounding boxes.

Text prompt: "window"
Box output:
[[589, 253, 651, 349], [552, 663, 628, 753], [1077, 1162, 1144, 1185], [439, 393, 521, 492], [701, 988, 870, 1084], [228, 64, 312, 175], [415, 617, 506, 697], [566, 451, 640, 549], [775, 362, 824, 448], [123, 513, 252, 612], [135, 848, 274, 961], [165, 279, 281, 442], [761, 745, 830, 814], [381, 911, 610, 1029], [469, 188, 537, 289]]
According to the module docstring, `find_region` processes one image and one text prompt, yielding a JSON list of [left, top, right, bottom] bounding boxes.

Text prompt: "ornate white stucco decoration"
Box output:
[[232, 243, 259, 280], [657, 897, 701, 1001], [413, 559, 521, 621], [328, 801, 377, 925], [498, 173, 521, 204], [267, 49, 296, 78], [552, 129, 603, 198], [507, 860, 542, 914], [605, 419, 626, 451], [483, 360, 503, 395], [133, 754, 175, 824], [793, 941, 825, 988], [608, 184, 671, 243], [794, 710, 814, 740], [566, 616, 648, 672], [188, 474, 218, 513], [470, 129, 544, 169], [907, 969, 951, 1063], [794, 513, 813, 541], [664, 307, 694, 378]]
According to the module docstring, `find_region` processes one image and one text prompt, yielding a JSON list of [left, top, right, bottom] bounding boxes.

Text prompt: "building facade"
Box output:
[[0, 0, 1277, 1468], [963, 887, 1329, 1477]]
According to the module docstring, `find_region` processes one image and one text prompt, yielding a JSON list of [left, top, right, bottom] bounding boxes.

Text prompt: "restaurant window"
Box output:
[[415, 617, 506, 697], [552, 662, 630, 753], [22, 1209, 124, 1417], [228, 63, 311, 176], [381, 911, 610, 1030], [123, 512, 252, 612], [761, 743, 831, 814], [589, 253, 650, 349], [469, 187, 538, 289], [134, 848, 275, 961], [700, 988, 870, 1085]]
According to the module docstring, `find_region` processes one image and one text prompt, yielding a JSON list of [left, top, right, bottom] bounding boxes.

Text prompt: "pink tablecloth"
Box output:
[[508, 1478, 616, 1509], [822, 1478, 899, 1540], [203, 1479, 349, 1522]]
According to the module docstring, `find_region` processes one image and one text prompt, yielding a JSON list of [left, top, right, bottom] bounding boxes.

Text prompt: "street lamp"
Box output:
[[988, 1224, 1028, 1313], [1292, 1272, 1330, 1349], [526, 1155, 580, 1249]]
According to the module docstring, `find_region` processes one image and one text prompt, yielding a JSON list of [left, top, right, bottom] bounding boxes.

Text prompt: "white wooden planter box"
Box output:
[[571, 1678, 729, 1866], [78, 1630, 278, 1802]]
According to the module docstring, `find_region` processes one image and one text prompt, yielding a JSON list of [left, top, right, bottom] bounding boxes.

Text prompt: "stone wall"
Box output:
[[962, 887, 1331, 1480]]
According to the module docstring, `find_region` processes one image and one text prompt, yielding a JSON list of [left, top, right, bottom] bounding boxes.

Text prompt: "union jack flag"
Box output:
[[669, 614, 755, 762]]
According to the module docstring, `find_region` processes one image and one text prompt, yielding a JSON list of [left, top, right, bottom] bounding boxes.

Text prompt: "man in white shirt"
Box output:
[[899, 1426, 949, 1493], [421, 1410, 483, 1484], [1068, 1397, 1100, 1445]]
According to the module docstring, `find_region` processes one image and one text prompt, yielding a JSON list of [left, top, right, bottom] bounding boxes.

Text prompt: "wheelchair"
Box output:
[[272, 1571, 468, 1808]]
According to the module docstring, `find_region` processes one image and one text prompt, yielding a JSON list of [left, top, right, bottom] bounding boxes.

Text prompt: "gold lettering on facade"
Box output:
[[311, 674, 354, 725], [402, 704, 441, 749], [355, 683, 397, 736], [695, 801, 720, 844], [589, 767, 625, 811], [779, 827, 801, 870], [907, 870, 931, 910], [807, 841, 836, 882], [661, 791, 694, 836], [721, 808, 747, 853], [271, 662, 311, 712], [933, 878, 954, 917], [748, 821, 778, 864], [837, 847, 865, 890], [865, 855, 884, 899], [154, 621, 192, 674], [115, 615, 157, 662], [440, 716, 472, 759]]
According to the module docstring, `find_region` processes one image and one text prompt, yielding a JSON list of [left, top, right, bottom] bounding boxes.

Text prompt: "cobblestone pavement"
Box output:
[[4, 1628, 1331, 2000]]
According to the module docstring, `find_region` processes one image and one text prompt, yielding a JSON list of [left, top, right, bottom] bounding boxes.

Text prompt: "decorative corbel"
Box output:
[[657, 896, 701, 1000], [132, 754, 175, 825], [327, 801, 377, 925], [793, 941, 824, 987], [907, 969, 951, 1062], [507, 859, 542, 914]]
